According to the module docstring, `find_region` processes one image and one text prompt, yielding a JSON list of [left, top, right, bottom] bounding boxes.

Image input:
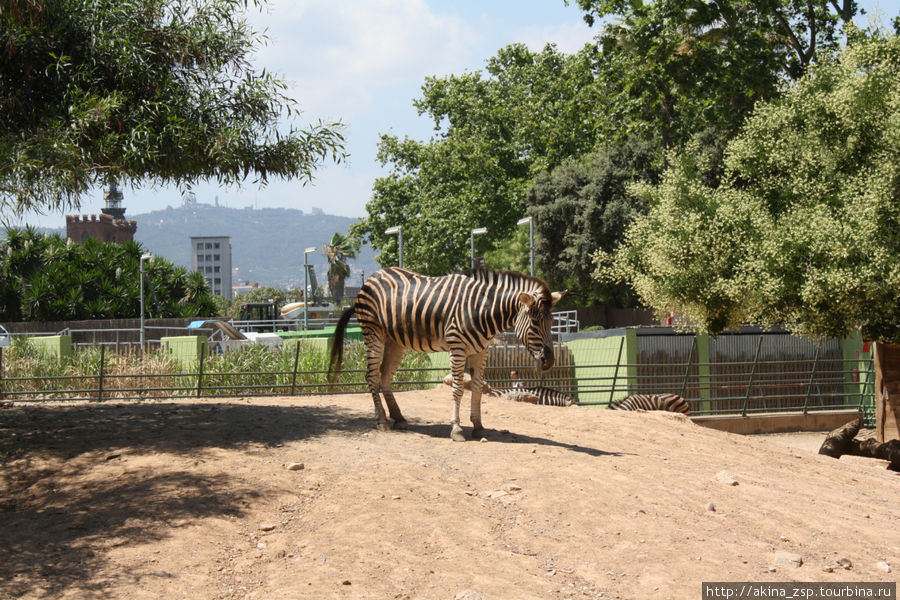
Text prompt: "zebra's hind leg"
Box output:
[[379, 340, 408, 429], [363, 336, 391, 431], [467, 350, 489, 439], [448, 351, 467, 442]]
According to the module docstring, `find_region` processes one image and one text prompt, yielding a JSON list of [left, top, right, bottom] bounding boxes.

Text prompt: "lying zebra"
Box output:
[[440, 374, 574, 406], [490, 386, 575, 407], [610, 393, 690, 415]]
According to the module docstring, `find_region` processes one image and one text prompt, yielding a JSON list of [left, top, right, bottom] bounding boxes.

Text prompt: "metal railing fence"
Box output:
[[0, 343, 874, 423]]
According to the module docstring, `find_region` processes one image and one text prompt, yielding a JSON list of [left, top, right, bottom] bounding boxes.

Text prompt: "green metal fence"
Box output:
[[0, 336, 875, 427]]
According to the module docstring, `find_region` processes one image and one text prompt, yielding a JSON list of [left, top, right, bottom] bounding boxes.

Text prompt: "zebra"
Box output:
[[611, 393, 691, 415], [490, 386, 575, 407], [329, 266, 566, 441]]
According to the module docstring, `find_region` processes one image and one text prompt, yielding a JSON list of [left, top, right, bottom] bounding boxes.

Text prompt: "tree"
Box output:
[[224, 286, 290, 318], [353, 43, 602, 274], [0, 0, 344, 218], [527, 138, 659, 306], [572, 0, 861, 79], [322, 232, 357, 305], [568, 0, 863, 158], [600, 31, 900, 341], [0, 228, 218, 320]]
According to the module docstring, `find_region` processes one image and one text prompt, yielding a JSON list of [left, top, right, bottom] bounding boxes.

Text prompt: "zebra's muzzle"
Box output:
[[538, 347, 554, 371]]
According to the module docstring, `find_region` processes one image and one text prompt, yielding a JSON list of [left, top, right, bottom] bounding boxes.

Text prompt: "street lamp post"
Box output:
[[385, 226, 403, 268], [303, 247, 316, 330], [517, 216, 534, 277], [139, 253, 153, 351], [470, 227, 487, 270]]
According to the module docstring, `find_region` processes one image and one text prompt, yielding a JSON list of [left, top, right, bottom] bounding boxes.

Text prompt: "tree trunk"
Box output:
[[873, 341, 900, 442], [817, 418, 860, 458], [818, 418, 900, 471]]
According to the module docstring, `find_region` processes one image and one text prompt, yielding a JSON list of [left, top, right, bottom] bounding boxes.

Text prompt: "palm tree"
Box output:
[[322, 232, 357, 305]]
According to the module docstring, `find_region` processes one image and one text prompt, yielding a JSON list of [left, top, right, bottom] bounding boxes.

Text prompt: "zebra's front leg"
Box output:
[[468, 350, 489, 439], [449, 351, 467, 442]]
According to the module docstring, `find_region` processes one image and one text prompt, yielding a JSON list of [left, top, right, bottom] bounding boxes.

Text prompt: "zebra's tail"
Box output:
[[328, 307, 355, 381]]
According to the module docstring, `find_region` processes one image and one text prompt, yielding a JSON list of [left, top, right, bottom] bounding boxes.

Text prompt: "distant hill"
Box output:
[[32, 203, 382, 289]]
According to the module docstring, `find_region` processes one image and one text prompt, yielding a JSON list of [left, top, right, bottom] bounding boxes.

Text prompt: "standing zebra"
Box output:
[[329, 267, 565, 441], [611, 393, 691, 415]]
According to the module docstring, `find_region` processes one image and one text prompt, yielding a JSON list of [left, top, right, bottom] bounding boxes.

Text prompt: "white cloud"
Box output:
[[251, 0, 479, 120], [514, 21, 597, 55]]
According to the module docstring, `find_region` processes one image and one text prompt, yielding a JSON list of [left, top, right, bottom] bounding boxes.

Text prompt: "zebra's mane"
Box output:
[[464, 266, 549, 295]]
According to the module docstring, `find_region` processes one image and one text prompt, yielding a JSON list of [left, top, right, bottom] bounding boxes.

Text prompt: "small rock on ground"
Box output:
[[715, 470, 739, 486], [773, 551, 803, 569]]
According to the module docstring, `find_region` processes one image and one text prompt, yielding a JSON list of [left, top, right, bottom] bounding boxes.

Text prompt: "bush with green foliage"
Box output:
[[601, 31, 900, 341], [0, 227, 217, 321]]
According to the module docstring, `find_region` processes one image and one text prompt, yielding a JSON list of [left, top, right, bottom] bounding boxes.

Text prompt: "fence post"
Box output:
[[290, 340, 301, 395], [196, 350, 205, 399], [680, 336, 696, 399], [741, 335, 763, 417], [801, 344, 821, 415], [0, 347, 4, 401], [608, 336, 625, 407], [97, 345, 105, 402]]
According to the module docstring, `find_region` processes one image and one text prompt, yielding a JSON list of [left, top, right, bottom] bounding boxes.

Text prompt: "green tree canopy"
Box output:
[[0, 227, 217, 321], [573, 0, 865, 155], [0, 0, 344, 217], [224, 286, 291, 318], [527, 138, 658, 306], [352, 43, 602, 274], [601, 31, 900, 341], [572, 0, 860, 79]]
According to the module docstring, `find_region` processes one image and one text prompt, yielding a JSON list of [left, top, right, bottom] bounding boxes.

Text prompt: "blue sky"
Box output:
[[13, 0, 896, 229]]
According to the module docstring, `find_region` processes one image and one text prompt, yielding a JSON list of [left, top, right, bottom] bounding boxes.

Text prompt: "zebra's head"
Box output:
[[515, 288, 566, 371]]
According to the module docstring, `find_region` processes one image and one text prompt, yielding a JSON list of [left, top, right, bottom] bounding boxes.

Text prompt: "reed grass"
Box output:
[[0, 338, 438, 402]]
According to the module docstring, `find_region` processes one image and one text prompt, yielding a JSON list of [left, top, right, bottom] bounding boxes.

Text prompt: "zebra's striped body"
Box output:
[[612, 393, 691, 415], [492, 386, 575, 407], [329, 267, 565, 440]]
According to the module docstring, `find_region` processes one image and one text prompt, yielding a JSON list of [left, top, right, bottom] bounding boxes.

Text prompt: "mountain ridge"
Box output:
[[36, 203, 381, 289]]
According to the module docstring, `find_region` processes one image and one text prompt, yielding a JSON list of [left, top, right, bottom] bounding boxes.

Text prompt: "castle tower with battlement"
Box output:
[[66, 183, 137, 243]]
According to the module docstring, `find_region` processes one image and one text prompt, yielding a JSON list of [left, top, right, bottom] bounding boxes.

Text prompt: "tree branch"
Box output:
[[771, 5, 808, 75]]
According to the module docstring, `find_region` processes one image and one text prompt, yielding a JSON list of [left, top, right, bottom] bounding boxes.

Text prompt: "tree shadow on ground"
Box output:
[[0, 401, 372, 462], [0, 401, 372, 598], [0, 469, 253, 599], [401, 422, 626, 458]]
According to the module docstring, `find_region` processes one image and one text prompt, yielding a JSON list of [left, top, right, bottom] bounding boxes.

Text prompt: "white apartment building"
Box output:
[[190, 235, 233, 299]]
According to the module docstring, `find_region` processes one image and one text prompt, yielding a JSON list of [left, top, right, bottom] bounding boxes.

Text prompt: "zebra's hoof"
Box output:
[[376, 421, 392, 432], [450, 425, 466, 442], [471, 426, 485, 439], [392, 419, 409, 430]]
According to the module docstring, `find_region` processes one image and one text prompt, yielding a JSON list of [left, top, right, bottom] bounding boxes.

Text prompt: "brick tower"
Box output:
[[66, 183, 137, 243]]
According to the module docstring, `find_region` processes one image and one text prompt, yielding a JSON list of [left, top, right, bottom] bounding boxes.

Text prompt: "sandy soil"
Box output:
[[0, 389, 897, 600]]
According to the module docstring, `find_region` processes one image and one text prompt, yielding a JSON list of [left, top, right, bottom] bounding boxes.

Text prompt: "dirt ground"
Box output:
[[1, 389, 897, 600]]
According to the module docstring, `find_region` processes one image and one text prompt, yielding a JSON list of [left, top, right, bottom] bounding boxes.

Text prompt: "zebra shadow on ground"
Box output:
[[400, 422, 627, 458]]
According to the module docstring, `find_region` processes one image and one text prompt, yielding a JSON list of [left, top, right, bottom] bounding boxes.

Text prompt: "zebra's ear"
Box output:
[[551, 290, 567, 305], [518, 292, 535, 307]]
